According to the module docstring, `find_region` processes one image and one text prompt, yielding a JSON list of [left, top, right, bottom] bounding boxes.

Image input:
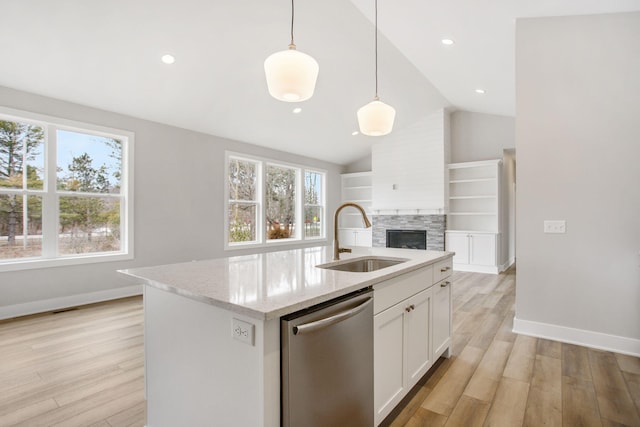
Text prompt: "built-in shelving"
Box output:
[[339, 172, 373, 247], [446, 159, 502, 274]]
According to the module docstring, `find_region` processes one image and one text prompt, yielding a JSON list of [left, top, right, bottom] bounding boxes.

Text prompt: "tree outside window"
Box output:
[[226, 153, 325, 247], [0, 113, 131, 266], [266, 165, 296, 240], [0, 120, 44, 259], [228, 158, 258, 243]]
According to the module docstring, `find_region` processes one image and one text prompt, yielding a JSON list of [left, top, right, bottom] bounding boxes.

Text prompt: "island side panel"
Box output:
[[144, 285, 280, 427]]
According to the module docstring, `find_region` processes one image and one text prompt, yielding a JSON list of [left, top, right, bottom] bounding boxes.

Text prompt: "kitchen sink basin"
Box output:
[[317, 257, 409, 273]]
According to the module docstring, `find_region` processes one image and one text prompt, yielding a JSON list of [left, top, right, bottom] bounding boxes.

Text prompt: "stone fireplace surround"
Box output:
[[372, 215, 446, 251]]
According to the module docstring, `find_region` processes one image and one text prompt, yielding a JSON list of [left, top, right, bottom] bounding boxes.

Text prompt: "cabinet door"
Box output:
[[446, 233, 469, 265], [469, 233, 496, 266], [432, 279, 452, 358], [338, 229, 356, 247], [355, 229, 373, 247], [405, 288, 432, 386], [374, 303, 406, 425]]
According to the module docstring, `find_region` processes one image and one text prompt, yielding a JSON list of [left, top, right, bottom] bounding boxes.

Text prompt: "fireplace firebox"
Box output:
[[386, 229, 427, 250]]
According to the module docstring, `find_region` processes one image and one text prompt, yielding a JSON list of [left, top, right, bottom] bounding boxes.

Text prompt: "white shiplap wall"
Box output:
[[372, 109, 449, 214]]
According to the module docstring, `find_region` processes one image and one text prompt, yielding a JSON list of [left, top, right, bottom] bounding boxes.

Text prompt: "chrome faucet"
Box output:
[[333, 202, 372, 260]]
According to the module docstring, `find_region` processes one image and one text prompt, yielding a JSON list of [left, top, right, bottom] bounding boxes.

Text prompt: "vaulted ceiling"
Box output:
[[1, 0, 639, 165]]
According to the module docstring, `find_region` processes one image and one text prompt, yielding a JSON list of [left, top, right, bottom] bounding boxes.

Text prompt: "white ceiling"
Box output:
[[1, 0, 639, 165]]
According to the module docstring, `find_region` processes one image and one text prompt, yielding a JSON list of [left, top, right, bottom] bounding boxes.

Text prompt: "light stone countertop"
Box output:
[[119, 246, 453, 320]]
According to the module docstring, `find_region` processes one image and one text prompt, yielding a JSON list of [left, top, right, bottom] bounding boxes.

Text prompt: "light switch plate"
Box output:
[[232, 318, 255, 346], [544, 220, 566, 233]]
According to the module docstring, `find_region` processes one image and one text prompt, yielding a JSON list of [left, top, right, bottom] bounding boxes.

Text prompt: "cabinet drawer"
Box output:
[[433, 258, 453, 283], [373, 266, 433, 315]]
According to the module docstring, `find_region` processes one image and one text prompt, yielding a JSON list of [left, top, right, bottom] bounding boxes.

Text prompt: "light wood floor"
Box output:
[[384, 267, 640, 427], [1, 268, 639, 426], [0, 297, 145, 427]]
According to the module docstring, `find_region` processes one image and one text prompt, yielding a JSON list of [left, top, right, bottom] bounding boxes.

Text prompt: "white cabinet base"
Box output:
[[446, 231, 501, 274]]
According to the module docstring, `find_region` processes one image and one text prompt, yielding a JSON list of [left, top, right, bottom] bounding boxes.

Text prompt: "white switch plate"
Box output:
[[232, 318, 255, 346], [544, 220, 566, 233]]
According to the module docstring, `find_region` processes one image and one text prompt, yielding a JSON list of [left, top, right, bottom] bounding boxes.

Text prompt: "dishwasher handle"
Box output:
[[293, 297, 372, 335]]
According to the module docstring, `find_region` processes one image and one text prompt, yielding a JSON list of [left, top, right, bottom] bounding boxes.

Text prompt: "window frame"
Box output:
[[224, 151, 326, 250], [0, 107, 134, 272]]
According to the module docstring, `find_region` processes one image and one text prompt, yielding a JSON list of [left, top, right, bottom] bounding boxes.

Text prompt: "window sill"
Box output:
[[0, 252, 134, 273]]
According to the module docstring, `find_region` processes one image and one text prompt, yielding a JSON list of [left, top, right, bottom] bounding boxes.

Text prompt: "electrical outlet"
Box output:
[[544, 220, 566, 233], [232, 318, 254, 346]]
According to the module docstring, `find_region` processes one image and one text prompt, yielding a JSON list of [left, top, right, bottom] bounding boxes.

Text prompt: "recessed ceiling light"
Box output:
[[292, 107, 302, 114], [161, 54, 175, 64], [475, 88, 486, 94], [441, 38, 455, 46], [352, 131, 359, 136]]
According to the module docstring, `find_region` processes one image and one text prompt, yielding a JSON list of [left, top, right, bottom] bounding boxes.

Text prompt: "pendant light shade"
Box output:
[[357, 97, 396, 136], [264, 0, 318, 102], [264, 45, 319, 102], [357, 0, 395, 136]]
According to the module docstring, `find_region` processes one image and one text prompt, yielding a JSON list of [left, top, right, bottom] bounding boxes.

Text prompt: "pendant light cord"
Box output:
[[374, 0, 379, 99], [290, 0, 295, 47]]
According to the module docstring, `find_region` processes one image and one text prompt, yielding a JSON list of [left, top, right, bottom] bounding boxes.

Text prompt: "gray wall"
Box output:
[[0, 86, 342, 310], [450, 111, 514, 163], [515, 12, 640, 353]]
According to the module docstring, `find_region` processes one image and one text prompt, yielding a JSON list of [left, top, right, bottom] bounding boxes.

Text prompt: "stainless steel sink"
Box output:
[[317, 257, 409, 273]]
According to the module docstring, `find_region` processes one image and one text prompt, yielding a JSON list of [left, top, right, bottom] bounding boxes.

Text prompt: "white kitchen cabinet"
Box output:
[[446, 231, 499, 274], [432, 278, 452, 358], [405, 289, 433, 385], [374, 288, 432, 424], [338, 228, 372, 248], [373, 259, 453, 425]]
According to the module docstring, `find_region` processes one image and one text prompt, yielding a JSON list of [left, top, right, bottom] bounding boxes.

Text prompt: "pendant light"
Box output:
[[264, 0, 319, 102], [357, 0, 396, 136]]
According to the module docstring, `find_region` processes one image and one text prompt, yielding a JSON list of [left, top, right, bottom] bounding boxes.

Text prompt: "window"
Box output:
[[225, 152, 326, 248], [0, 107, 133, 271]]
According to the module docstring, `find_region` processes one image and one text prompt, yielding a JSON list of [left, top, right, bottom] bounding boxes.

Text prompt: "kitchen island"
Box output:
[[120, 246, 453, 426]]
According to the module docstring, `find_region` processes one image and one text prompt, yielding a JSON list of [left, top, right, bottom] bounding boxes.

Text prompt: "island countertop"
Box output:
[[119, 246, 453, 320]]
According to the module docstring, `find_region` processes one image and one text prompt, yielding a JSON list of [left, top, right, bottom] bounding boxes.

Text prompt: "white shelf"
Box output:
[[449, 195, 496, 200], [343, 185, 373, 190], [448, 212, 496, 216], [450, 178, 496, 184], [340, 172, 374, 247]]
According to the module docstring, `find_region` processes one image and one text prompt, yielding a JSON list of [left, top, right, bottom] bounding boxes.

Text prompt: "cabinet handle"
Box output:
[[405, 306, 411, 312], [441, 281, 451, 288], [410, 304, 415, 311], [440, 266, 451, 272]]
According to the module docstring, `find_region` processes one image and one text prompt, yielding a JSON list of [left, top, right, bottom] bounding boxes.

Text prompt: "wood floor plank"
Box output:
[[562, 376, 603, 427], [421, 345, 485, 416], [562, 343, 593, 381], [483, 377, 530, 427], [105, 401, 146, 427], [536, 338, 561, 359], [444, 395, 490, 427], [623, 371, 640, 413], [404, 407, 447, 427], [503, 334, 537, 382], [523, 355, 562, 427], [0, 398, 59, 426], [616, 353, 640, 375], [463, 340, 513, 402]]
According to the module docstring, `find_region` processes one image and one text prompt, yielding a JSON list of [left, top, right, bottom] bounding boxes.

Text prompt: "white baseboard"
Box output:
[[453, 263, 499, 274], [513, 317, 640, 357], [499, 257, 515, 272], [0, 285, 143, 321]]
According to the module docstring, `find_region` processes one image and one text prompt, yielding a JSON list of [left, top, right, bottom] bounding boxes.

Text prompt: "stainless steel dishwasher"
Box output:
[[281, 288, 373, 427]]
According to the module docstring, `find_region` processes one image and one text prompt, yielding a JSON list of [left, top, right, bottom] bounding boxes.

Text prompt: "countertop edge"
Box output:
[[119, 249, 454, 321]]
